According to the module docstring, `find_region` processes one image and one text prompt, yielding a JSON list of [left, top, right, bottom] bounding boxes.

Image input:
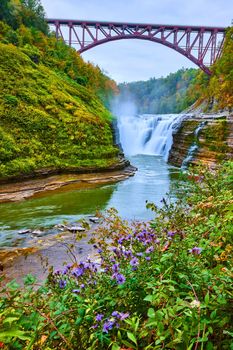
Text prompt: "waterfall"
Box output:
[[117, 113, 185, 161], [182, 120, 207, 168]]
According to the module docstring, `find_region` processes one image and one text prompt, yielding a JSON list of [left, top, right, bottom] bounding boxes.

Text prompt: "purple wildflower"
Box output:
[[112, 311, 119, 317], [189, 247, 202, 255], [103, 320, 114, 333], [118, 237, 125, 245], [80, 283, 85, 289], [72, 289, 80, 293], [124, 250, 132, 257], [72, 267, 84, 278], [97, 248, 103, 254], [112, 273, 126, 284], [59, 280, 66, 289], [112, 263, 120, 273], [146, 246, 154, 254], [136, 252, 144, 257], [119, 312, 130, 320], [130, 257, 139, 267], [145, 256, 151, 261], [83, 262, 91, 269], [96, 314, 104, 322], [90, 263, 98, 272], [62, 267, 69, 275], [167, 231, 176, 237]]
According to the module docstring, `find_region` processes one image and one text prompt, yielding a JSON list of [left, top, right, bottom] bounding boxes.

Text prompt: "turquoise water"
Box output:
[[0, 155, 179, 248]]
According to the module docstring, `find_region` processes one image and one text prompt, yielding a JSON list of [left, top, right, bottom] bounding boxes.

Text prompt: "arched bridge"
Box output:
[[47, 19, 226, 75]]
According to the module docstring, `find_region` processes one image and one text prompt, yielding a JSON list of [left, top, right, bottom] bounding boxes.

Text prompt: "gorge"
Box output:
[[0, 1, 232, 348]]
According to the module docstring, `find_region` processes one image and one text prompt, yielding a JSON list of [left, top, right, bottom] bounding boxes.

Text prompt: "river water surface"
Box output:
[[0, 114, 183, 248]]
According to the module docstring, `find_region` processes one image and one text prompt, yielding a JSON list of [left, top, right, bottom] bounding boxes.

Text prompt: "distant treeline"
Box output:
[[118, 68, 199, 114], [118, 25, 233, 115]]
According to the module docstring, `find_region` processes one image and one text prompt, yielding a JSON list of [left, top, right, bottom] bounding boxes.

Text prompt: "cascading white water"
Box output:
[[181, 120, 207, 168], [117, 113, 185, 161]]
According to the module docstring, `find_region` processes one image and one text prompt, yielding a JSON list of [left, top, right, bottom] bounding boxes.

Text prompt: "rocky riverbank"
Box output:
[[0, 219, 101, 285], [0, 161, 136, 203], [168, 112, 233, 167]]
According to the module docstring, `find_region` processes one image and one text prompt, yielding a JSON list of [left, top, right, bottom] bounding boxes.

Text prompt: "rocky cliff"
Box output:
[[168, 113, 233, 167]]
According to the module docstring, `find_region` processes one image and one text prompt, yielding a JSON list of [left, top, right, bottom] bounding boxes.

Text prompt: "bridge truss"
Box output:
[[47, 19, 226, 75]]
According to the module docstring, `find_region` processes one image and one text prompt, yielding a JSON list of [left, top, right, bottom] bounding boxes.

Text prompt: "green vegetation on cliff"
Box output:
[[186, 26, 233, 111], [118, 68, 198, 114], [0, 1, 119, 179]]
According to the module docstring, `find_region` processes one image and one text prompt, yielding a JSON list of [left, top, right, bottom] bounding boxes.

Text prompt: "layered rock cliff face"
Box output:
[[168, 114, 233, 167]]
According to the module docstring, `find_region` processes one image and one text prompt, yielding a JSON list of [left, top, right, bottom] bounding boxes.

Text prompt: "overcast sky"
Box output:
[[41, 0, 232, 83]]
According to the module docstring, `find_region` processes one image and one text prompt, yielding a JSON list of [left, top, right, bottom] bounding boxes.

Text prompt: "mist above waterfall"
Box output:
[[111, 93, 137, 117]]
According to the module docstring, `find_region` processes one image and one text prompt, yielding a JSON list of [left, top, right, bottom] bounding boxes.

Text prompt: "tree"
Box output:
[[19, 0, 48, 34], [0, 0, 48, 34], [0, 0, 19, 28]]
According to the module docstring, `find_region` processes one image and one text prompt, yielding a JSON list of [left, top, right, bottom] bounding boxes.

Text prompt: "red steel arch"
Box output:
[[47, 19, 226, 75]]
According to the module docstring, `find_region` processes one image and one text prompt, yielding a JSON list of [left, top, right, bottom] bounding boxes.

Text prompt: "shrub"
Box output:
[[0, 162, 232, 349]]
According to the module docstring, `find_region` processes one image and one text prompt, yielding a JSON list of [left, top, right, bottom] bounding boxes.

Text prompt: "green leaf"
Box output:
[[206, 341, 214, 350], [204, 292, 209, 305], [122, 339, 137, 349], [147, 308, 155, 318], [111, 343, 120, 350], [23, 274, 37, 285], [3, 317, 20, 325], [75, 317, 83, 326], [210, 310, 216, 319], [146, 318, 157, 327], [78, 308, 85, 317], [0, 329, 31, 341], [144, 295, 154, 302], [6, 281, 20, 290], [127, 332, 137, 345]]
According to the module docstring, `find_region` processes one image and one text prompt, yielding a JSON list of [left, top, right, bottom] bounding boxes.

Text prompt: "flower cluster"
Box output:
[[189, 247, 202, 255], [52, 259, 100, 291], [94, 311, 130, 333]]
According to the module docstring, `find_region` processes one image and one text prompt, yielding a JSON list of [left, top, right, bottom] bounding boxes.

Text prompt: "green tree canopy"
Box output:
[[0, 0, 48, 33]]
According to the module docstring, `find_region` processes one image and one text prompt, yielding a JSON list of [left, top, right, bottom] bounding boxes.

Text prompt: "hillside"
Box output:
[[186, 26, 233, 111], [0, 1, 121, 180], [118, 68, 199, 114]]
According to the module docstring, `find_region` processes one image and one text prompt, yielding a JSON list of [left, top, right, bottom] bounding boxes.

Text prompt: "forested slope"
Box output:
[[187, 26, 233, 111], [0, 0, 119, 180], [118, 68, 199, 114]]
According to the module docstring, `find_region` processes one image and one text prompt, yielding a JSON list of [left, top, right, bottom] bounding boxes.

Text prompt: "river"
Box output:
[[0, 114, 183, 249]]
